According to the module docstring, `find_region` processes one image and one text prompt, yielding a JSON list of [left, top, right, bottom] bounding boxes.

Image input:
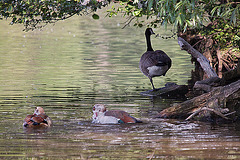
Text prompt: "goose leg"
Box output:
[[149, 77, 155, 90]]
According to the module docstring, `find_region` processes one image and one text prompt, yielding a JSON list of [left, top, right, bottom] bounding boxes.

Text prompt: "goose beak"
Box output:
[[150, 30, 155, 35]]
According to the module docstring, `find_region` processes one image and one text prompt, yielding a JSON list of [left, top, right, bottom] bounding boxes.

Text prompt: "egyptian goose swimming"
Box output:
[[23, 107, 52, 128], [139, 28, 172, 90], [92, 104, 142, 124]]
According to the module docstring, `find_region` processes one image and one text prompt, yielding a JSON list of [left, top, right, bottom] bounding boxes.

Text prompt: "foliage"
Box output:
[[0, 0, 109, 31], [201, 19, 240, 50], [0, 0, 239, 50], [108, 0, 204, 31], [107, 0, 240, 50], [108, 0, 239, 30]]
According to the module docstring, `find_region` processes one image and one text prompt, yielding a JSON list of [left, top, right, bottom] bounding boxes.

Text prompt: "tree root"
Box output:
[[185, 107, 236, 121]]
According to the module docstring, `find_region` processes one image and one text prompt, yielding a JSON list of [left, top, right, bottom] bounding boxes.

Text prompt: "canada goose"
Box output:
[[92, 104, 142, 124], [139, 28, 172, 90], [23, 107, 52, 128]]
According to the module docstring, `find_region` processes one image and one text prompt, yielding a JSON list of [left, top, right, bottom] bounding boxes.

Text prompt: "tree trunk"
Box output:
[[156, 79, 240, 121]]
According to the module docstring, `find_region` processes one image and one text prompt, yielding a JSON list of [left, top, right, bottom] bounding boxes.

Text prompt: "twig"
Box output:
[[148, 150, 155, 160], [122, 16, 136, 29], [222, 60, 231, 71], [204, 107, 229, 120], [217, 49, 223, 73], [222, 57, 231, 64], [192, 37, 205, 48], [224, 111, 236, 117], [186, 107, 230, 121], [185, 108, 203, 121]]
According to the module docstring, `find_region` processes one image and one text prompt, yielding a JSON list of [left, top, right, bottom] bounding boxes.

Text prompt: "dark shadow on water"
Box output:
[[23, 127, 52, 134]]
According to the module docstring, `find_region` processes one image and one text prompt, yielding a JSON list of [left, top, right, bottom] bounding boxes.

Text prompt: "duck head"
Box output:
[[23, 107, 52, 129], [92, 104, 120, 124], [92, 104, 106, 121], [93, 104, 106, 113], [34, 107, 45, 115]]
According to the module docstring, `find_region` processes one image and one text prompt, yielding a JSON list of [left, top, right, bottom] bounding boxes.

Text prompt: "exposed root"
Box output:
[[185, 107, 235, 121]]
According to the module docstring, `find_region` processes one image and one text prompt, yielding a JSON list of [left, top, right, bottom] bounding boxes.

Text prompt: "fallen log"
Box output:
[[193, 76, 222, 92], [140, 83, 188, 98], [222, 60, 240, 84], [155, 79, 240, 121], [163, 35, 240, 122], [193, 61, 240, 92]]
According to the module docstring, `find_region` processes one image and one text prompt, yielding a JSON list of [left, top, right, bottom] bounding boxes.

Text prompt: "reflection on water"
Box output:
[[1, 8, 240, 159], [2, 118, 240, 159]]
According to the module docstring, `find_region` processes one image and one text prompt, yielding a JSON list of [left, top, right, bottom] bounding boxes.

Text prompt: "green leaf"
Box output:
[[183, 22, 188, 33], [8, 5, 13, 12], [133, 9, 142, 16], [148, 0, 153, 11], [230, 9, 236, 26], [92, 13, 99, 20], [138, 23, 143, 27], [211, 6, 219, 16], [52, 12, 57, 18], [175, 1, 183, 11]]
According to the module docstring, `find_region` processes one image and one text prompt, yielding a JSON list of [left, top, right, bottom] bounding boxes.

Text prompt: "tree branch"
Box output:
[[178, 37, 218, 78]]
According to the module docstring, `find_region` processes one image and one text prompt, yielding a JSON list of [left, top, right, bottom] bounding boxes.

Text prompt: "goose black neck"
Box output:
[[146, 33, 154, 51]]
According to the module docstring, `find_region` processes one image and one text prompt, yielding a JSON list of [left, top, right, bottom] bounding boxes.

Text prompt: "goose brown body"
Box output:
[[139, 28, 172, 90], [23, 107, 52, 128], [92, 104, 142, 124]]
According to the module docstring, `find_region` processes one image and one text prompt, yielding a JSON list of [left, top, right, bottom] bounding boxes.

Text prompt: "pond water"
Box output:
[[1, 9, 240, 159]]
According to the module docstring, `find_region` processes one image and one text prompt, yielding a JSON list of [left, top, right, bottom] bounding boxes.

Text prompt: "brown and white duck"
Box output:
[[23, 107, 52, 128], [139, 28, 172, 90], [92, 104, 142, 124]]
